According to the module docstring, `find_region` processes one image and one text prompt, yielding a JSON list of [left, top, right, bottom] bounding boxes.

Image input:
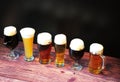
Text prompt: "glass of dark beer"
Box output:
[[37, 32, 52, 64], [69, 38, 85, 70], [3, 26, 19, 60]]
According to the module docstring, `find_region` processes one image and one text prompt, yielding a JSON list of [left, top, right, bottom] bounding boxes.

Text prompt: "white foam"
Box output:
[[54, 34, 67, 45], [70, 38, 84, 51], [37, 32, 52, 45], [90, 43, 104, 55], [4, 26, 17, 36], [20, 27, 35, 38]]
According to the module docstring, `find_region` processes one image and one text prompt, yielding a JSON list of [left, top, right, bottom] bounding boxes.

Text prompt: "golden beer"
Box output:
[[55, 44, 66, 67], [54, 34, 67, 67], [20, 27, 35, 61], [88, 43, 105, 74], [22, 37, 34, 58], [37, 32, 52, 64]]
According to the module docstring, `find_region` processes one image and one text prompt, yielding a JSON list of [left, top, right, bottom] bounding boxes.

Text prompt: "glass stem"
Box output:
[[10, 49, 15, 57], [74, 60, 79, 67]]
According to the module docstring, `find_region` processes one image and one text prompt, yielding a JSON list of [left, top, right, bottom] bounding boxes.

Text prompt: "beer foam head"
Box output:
[[37, 32, 52, 45], [70, 38, 84, 51], [20, 27, 35, 38], [54, 34, 67, 45], [90, 43, 104, 55], [4, 26, 17, 36]]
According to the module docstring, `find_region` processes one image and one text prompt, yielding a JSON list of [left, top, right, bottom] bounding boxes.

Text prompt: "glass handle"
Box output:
[[100, 55, 105, 70]]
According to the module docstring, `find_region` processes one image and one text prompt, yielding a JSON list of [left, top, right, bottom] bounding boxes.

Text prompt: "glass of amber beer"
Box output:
[[3, 26, 19, 60], [20, 27, 35, 62], [54, 34, 67, 67], [88, 43, 105, 74], [69, 38, 85, 71], [37, 32, 52, 64]]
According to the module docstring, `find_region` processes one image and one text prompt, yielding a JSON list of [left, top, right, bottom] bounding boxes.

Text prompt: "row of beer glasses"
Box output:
[[3, 26, 105, 74]]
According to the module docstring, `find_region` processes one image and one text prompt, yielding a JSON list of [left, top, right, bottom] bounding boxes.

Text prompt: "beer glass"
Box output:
[[69, 38, 85, 70], [37, 32, 52, 64], [54, 34, 67, 67], [20, 27, 35, 62], [88, 43, 105, 74], [3, 26, 19, 60]]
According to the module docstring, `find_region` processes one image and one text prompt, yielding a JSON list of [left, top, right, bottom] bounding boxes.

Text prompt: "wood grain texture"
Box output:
[[0, 39, 120, 82]]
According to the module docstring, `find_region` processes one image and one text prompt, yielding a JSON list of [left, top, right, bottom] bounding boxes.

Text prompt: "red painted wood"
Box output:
[[0, 39, 120, 82]]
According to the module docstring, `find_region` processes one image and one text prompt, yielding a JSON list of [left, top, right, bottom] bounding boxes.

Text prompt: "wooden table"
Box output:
[[0, 39, 120, 82]]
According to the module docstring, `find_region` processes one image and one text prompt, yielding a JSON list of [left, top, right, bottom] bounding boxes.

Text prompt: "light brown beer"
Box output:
[[88, 43, 104, 74], [89, 54, 103, 74], [37, 32, 52, 64], [20, 27, 35, 62], [55, 44, 66, 67], [54, 34, 67, 67]]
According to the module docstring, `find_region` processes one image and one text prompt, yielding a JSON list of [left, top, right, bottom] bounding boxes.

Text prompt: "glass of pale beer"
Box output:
[[54, 34, 67, 67], [88, 43, 105, 74], [37, 32, 52, 64], [3, 26, 19, 60], [69, 38, 85, 71], [20, 27, 35, 62]]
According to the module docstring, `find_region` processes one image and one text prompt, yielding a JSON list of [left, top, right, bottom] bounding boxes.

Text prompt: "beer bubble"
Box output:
[[37, 32, 52, 45], [4, 26, 17, 36], [20, 27, 35, 38], [54, 34, 67, 45], [90, 43, 104, 55], [70, 38, 84, 51]]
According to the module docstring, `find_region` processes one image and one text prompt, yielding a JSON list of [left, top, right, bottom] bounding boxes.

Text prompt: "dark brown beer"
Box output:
[[4, 26, 18, 50], [38, 44, 52, 64], [3, 26, 20, 60], [4, 34, 18, 50], [69, 38, 85, 60], [69, 38, 85, 70], [69, 49, 84, 60], [37, 32, 52, 64]]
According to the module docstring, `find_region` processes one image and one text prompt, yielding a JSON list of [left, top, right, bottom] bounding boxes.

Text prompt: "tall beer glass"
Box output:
[[88, 43, 105, 74], [3, 26, 19, 60], [69, 38, 85, 70], [20, 27, 35, 62], [54, 34, 67, 67], [37, 32, 52, 64]]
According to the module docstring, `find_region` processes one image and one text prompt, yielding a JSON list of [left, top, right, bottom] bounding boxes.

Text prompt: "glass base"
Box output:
[[8, 50, 19, 60], [72, 63, 83, 71], [40, 59, 51, 64], [89, 68, 101, 74], [24, 56, 34, 62], [55, 63, 64, 67]]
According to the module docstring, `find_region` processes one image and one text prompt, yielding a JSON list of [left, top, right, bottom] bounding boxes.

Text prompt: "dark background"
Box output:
[[0, 0, 119, 58]]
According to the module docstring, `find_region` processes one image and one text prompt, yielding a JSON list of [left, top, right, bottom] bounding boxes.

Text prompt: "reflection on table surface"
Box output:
[[0, 40, 120, 82]]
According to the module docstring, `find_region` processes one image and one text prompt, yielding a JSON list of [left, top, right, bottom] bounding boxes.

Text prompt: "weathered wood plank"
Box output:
[[0, 40, 120, 82], [0, 75, 26, 82]]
